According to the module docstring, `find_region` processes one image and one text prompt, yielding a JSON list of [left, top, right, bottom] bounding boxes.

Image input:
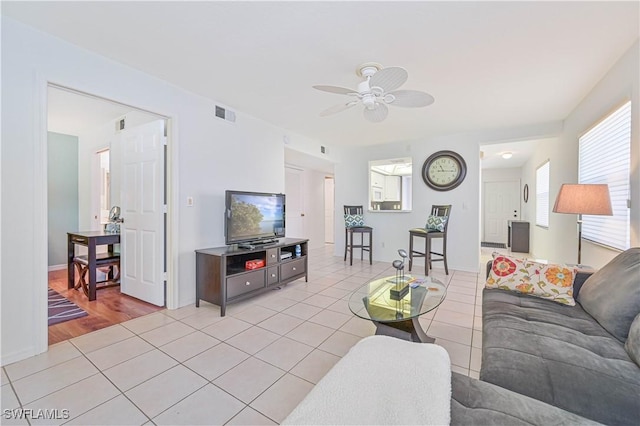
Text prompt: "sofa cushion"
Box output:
[[486, 254, 576, 305], [578, 247, 640, 342], [451, 373, 600, 425], [626, 313, 640, 366], [481, 288, 640, 425]]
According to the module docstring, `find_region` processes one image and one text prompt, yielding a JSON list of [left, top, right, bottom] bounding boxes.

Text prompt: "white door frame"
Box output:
[[34, 79, 179, 355]]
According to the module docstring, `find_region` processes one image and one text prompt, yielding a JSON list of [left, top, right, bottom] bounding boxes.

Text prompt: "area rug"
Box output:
[[481, 242, 507, 249], [48, 288, 88, 326]]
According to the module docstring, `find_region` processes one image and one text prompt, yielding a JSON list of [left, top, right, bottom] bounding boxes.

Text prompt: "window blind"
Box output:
[[536, 161, 550, 227], [579, 101, 631, 251]]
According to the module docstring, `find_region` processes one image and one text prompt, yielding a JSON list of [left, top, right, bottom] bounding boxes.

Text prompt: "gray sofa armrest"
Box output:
[[484, 260, 594, 298]]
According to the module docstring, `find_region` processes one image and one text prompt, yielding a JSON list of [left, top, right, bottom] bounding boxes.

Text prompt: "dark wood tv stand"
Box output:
[[195, 238, 308, 316]]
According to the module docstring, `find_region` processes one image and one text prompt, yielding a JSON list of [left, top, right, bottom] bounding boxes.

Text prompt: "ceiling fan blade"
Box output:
[[386, 90, 435, 108], [369, 67, 408, 92], [320, 101, 359, 117], [313, 85, 358, 95], [363, 103, 388, 123]]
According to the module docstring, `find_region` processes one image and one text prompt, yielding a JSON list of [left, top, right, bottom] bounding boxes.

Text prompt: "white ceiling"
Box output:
[[4, 1, 639, 152]]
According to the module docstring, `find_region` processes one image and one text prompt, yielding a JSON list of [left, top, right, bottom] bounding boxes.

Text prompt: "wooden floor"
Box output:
[[48, 269, 164, 345]]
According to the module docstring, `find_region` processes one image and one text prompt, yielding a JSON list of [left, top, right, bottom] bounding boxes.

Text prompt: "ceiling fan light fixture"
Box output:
[[362, 94, 376, 109], [313, 61, 434, 122], [363, 103, 388, 122]]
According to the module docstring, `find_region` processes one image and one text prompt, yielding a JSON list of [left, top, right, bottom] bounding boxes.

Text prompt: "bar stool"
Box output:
[[344, 205, 373, 265], [72, 252, 121, 299], [408, 205, 451, 276]]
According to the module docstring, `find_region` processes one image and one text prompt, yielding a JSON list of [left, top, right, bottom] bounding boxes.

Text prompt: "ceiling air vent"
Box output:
[[215, 105, 236, 123]]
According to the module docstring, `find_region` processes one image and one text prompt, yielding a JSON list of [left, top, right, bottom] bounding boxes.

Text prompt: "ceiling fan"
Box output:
[[313, 62, 435, 123]]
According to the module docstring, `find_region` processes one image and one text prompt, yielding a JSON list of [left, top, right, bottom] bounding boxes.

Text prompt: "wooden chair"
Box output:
[[72, 252, 121, 299], [408, 205, 451, 276], [344, 205, 373, 265]]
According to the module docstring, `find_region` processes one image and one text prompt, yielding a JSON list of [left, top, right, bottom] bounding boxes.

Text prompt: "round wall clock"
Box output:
[[421, 150, 467, 191]]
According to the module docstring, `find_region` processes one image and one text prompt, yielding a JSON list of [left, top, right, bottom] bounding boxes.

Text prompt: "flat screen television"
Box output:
[[225, 190, 286, 246]]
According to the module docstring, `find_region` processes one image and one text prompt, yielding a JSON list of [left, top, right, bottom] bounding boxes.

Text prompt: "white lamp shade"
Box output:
[[552, 184, 613, 215]]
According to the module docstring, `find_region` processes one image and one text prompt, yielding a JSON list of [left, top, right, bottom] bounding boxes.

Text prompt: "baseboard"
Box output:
[[1, 345, 42, 367], [48, 264, 67, 272]]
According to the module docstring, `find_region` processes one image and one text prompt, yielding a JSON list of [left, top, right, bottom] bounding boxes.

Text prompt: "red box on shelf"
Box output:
[[245, 259, 265, 270]]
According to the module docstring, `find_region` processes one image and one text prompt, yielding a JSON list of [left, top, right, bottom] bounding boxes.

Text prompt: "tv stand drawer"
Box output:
[[281, 258, 305, 281], [266, 248, 279, 266], [267, 266, 279, 285], [227, 270, 265, 298]]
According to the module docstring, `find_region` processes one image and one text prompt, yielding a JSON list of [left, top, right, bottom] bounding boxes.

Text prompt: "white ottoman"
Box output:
[[283, 335, 451, 425]]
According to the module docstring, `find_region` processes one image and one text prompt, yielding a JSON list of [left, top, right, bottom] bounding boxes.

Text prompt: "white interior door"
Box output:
[[324, 177, 334, 243], [285, 167, 305, 238], [118, 120, 165, 306], [483, 180, 520, 244]]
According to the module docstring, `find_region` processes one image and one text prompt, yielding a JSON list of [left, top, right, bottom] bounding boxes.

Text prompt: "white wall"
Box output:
[[335, 137, 482, 272], [333, 122, 563, 273], [78, 120, 115, 231], [0, 17, 329, 364], [520, 138, 559, 259], [482, 167, 522, 183], [521, 41, 639, 268]]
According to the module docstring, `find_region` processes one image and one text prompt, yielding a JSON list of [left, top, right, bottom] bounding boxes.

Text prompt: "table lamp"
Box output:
[[552, 184, 612, 265]]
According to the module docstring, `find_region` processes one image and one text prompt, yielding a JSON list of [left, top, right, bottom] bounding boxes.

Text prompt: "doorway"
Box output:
[[285, 166, 305, 239], [324, 177, 335, 244], [46, 85, 170, 344]]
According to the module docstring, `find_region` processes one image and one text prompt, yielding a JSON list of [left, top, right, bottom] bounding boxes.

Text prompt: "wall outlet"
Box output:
[[187, 196, 194, 207]]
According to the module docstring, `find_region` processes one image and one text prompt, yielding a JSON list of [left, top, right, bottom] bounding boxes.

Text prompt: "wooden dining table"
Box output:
[[67, 230, 120, 301]]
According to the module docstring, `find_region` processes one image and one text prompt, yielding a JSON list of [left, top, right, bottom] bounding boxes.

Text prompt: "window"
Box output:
[[536, 161, 550, 227], [579, 101, 631, 251]]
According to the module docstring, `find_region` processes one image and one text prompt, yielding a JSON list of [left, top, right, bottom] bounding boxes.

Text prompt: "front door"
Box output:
[[483, 180, 520, 244], [118, 120, 165, 306]]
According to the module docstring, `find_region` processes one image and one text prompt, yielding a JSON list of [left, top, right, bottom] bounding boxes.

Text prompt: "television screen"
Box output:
[[225, 190, 286, 245]]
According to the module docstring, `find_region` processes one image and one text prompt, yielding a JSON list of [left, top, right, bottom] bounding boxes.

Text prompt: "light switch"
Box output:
[[187, 197, 194, 207]]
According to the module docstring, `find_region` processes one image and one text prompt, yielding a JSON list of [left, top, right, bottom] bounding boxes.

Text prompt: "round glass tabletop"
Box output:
[[348, 275, 446, 323]]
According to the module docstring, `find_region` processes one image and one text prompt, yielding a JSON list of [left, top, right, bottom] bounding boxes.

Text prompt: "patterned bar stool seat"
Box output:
[[408, 205, 451, 276], [344, 205, 373, 266]]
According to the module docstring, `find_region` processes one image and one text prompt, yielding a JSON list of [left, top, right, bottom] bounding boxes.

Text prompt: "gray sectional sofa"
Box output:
[[285, 249, 639, 425], [452, 247, 640, 425]]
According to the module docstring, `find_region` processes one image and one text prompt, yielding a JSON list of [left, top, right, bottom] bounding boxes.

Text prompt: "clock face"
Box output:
[[422, 151, 467, 191]]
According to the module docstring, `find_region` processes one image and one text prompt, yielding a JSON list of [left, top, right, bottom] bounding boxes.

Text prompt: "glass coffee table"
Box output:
[[348, 275, 446, 343]]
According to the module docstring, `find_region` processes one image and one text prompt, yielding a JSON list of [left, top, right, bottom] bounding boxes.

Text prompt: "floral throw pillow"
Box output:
[[426, 215, 448, 232], [344, 214, 365, 228], [485, 253, 576, 306]]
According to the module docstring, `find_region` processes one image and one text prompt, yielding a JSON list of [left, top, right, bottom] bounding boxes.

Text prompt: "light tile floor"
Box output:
[[2, 245, 493, 425]]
